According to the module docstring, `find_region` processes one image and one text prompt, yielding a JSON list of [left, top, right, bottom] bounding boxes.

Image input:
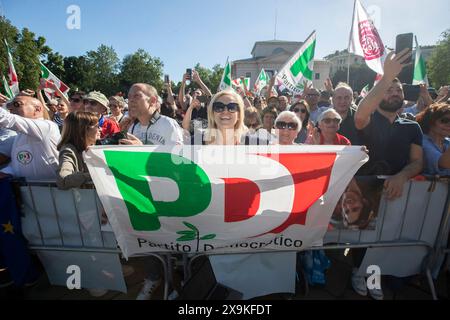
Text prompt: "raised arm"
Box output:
[[182, 99, 199, 131], [178, 73, 188, 108], [355, 49, 411, 130], [193, 70, 212, 97]]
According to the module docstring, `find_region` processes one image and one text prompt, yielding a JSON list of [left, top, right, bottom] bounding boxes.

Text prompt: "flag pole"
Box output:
[[347, 0, 357, 84]]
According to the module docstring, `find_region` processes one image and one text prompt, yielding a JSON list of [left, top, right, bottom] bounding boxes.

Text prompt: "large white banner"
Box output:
[[84, 145, 368, 258]]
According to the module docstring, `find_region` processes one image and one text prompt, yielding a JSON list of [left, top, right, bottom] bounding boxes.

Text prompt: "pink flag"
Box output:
[[348, 0, 386, 75]]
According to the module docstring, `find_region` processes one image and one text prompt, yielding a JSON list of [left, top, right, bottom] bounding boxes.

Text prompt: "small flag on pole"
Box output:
[[2, 74, 14, 100], [218, 58, 232, 91], [360, 84, 369, 98], [253, 69, 269, 95], [412, 36, 429, 86], [4, 39, 19, 96], [40, 62, 70, 100]]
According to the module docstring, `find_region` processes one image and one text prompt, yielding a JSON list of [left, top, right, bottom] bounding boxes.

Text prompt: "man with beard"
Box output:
[[352, 49, 423, 300], [355, 49, 423, 200]]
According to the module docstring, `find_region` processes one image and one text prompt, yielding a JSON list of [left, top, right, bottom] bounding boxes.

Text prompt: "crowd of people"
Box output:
[[1, 47, 450, 300]]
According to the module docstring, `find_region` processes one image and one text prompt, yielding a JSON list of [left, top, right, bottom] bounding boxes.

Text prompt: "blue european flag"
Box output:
[[0, 177, 38, 286]]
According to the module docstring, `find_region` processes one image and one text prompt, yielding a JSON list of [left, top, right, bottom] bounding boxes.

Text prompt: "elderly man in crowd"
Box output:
[[0, 93, 60, 180], [83, 91, 120, 139], [332, 82, 361, 145]]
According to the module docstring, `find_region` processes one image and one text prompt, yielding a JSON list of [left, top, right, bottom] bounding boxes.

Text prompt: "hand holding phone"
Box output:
[[395, 33, 413, 65], [186, 69, 192, 81]]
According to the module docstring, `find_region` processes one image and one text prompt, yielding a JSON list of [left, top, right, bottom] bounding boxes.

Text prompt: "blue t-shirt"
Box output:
[[422, 135, 450, 176]]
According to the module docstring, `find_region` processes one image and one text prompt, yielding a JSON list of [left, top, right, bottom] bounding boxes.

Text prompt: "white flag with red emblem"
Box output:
[[4, 39, 19, 96], [348, 0, 386, 75]]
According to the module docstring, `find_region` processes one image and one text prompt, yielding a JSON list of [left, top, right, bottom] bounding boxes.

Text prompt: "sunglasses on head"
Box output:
[[322, 118, 340, 124], [294, 108, 306, 114], [439, 117, 450, 124], [275, 121, 298, 130], [212, 102, 239, 113]]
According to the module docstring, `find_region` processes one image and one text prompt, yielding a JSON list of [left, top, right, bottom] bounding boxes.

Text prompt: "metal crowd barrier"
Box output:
[[14, 179, 172, 300], [184, 177, 450, 300], [13, 177, 450, 300]]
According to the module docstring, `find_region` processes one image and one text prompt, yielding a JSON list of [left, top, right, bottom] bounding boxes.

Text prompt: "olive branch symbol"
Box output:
[[176, 221, 216, 252]]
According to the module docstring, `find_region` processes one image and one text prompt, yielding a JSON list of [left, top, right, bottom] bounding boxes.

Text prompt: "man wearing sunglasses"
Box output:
[[69, 91, 85, 112], [0, 93, 60, 180], [83, 91, 120, 139]]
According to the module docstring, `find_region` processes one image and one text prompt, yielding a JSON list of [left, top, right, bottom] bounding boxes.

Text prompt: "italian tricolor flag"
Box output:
[[218, 58, 232, 91], [253, 68, 269, 95], [40, 62, 70, 99], [412, 36, 429, 86], [2, 74, 14, 100], [4, 39, 19, 96]]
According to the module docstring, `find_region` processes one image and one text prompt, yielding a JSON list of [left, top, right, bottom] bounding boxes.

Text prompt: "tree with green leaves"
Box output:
[[118, 49, 164, 94], [85, 44, 119, 95], [428, 29, 450, 88]]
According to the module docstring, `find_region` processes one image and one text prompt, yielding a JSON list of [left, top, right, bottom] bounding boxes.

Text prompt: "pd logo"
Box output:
[[105, 149, 336, 239], [17, 151, 33, 165], [358, 20, 384, 60]]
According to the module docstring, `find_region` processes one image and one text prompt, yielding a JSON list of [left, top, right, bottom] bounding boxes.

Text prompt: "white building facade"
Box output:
[[232, 40, 330, 91]]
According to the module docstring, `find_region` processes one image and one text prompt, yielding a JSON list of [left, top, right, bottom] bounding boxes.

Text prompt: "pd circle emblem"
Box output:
[[17, 151, 33, 165]]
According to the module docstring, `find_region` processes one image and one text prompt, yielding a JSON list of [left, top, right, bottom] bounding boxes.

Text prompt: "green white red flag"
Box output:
[[218, 58, 232, 91], [4, 39, 19, 96], [40, 62, 70, 99], [412, 36, 429, 86], [84, 145, 368, 258]]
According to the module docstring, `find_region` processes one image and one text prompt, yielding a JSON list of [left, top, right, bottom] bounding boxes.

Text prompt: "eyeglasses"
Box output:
[[321, 118, 340, 124], [212, 102, 239, 113], [294, 108, 306, 114], [275, 121, 298, 130], [439, 117, 450, 124], [70, 97, 81, 103]]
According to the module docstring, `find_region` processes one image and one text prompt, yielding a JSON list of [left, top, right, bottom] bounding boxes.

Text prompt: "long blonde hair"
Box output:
[[204, 90, 246, 144]]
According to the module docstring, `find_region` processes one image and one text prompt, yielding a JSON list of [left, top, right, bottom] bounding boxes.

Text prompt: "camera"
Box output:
[[96, 131, 127, 145]]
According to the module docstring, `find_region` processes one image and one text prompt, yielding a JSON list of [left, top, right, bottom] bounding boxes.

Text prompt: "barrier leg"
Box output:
[[426, 268, 438, 300]]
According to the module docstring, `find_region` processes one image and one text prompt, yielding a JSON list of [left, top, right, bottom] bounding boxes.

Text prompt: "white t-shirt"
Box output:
[[128, 114, 184, 145], [0, 107, 61, 180]]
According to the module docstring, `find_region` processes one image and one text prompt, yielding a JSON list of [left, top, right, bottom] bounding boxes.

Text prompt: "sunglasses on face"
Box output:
[[307, 94, 319, 98], [70, 97, 81, 103], [439, 117, 450, 124], [275, 121, 298, 130], [212, 102, 239, 113], [294, 108, 306, 114], [321, 118, 340, 124]]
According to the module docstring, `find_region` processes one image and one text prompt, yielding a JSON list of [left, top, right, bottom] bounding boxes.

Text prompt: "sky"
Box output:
[[1, 0, 449, 82]]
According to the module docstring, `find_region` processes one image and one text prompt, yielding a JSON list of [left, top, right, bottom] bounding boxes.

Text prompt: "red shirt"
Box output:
[[320, 133, 351, 146], [100, 117, 120, 139]]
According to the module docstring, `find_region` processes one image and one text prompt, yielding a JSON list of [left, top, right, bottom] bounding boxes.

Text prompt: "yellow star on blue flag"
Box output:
[[2, 221, 14, 234]]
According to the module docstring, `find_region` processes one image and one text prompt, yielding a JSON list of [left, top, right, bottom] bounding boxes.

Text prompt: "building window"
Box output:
[[354, 58, 358, 63], [315, 73, 320, 80], [245, 72, 251, 78]]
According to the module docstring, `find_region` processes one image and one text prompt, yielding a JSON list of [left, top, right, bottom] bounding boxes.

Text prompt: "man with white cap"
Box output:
[[84, 91, 120, 139]]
